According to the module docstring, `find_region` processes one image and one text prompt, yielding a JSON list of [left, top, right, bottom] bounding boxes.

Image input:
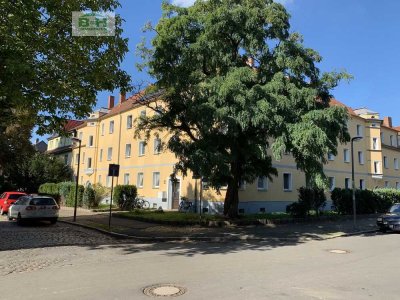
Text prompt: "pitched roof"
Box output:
[[64, 120, 84, 132], [329, 98, 357, 116]]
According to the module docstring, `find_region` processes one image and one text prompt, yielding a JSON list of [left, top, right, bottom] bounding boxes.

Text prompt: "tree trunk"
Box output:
[[223, 163, 240, 219]]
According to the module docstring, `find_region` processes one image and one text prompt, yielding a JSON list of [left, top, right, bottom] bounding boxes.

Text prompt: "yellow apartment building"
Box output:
[[50, 94, 400, 213]]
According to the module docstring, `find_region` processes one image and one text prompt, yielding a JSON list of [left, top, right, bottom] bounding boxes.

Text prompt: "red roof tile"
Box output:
[[64, 120, 84, 132]]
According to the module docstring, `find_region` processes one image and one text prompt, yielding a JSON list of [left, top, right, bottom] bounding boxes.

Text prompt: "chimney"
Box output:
[[108, 95, 115, 109], [383, 116, 393, 128], [119, 93, 126, 104]]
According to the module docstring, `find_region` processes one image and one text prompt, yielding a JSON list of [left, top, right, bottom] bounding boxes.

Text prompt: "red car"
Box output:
[[0, 192, 27, 215]]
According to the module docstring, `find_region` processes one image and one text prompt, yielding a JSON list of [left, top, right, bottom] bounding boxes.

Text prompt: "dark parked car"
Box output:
[[376, 204, 400, 232]]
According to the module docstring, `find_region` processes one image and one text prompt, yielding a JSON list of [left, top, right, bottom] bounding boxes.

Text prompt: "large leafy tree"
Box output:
[[0, 0, 130, 134], [138, 0, 350, 218]]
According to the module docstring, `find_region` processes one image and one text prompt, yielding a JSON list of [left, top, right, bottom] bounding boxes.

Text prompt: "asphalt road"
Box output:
[[0, 215, 398, 299]]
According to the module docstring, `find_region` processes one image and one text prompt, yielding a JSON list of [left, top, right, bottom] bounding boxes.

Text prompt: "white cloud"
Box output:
[[171, 0, 196, 7]]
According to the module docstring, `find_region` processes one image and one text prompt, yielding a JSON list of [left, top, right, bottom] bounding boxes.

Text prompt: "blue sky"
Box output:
[[35, 0, 400, 141]]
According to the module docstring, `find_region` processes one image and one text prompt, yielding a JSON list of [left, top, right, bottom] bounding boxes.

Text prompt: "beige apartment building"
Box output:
[[49, 94, 400, 213]]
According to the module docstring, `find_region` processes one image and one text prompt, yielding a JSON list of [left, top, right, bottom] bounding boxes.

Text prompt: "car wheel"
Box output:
[[7, 213, 13, 221], [17, 213, 23, 225], [50, 218, 58, 225]]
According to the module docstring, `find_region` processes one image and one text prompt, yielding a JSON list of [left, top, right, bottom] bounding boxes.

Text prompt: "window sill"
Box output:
[[138, 154, 145, 157], [257, 188, 268, 192], [153, 186, 160, 189], [283, 189, 293, 192]]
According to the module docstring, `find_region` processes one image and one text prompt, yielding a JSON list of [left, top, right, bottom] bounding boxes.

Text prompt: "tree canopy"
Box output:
[[139, 0, 351, 217], [0, 0, 130, 134]]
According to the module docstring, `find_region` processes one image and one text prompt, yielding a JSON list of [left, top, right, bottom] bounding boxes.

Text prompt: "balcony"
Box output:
[[371, 173, 383, 179], [84, 168, 94, 175]]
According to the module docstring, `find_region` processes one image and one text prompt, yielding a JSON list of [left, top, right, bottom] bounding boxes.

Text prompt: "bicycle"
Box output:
[[121, 193, 150, 210], [179, 198, 194, 213]]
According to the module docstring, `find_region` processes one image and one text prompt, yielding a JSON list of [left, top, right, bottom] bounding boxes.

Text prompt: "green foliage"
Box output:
[[286, 186, 326, 217], [83, 186, 96, 208], [38, 183, 61, 204], [0, 0, 130, 134], [137, 0, 350, 218], [58, 182, 76, 204], [331, 188, 396, 215], [113, 185, 137, 209], [66, 185, 85, 207], [92, 183, 110, 207]]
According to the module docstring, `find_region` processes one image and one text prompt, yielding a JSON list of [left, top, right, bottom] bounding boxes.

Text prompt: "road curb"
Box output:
[[59, 220, 378, 243]]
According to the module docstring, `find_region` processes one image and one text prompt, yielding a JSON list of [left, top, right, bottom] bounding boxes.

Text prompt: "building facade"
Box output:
[[64, 94, 400, 213]]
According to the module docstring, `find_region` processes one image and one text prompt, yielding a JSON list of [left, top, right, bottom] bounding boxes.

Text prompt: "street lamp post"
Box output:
[[71, 137, 82, 222], [351, 136, 363, 229]]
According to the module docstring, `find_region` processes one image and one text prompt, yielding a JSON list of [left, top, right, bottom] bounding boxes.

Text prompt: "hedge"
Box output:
[[286, 187, 326, 217], [331, 188, 398, 214], [83, 186, 96, 208], [38, 182, 84, 207], [38, 183, 61, 204], [113, 185, 137, 209]]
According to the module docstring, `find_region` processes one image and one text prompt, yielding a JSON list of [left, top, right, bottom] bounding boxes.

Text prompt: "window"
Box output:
[[283, 173, 292, 191], [75, 154, 79, 165], [396, 182, 400, 190], [374, 161, 381, 174], [125, 144, 131, 157], [88, 135, 94, 147], [328, 177, 335, 191], [384, 156, 388, 169], [154, 138, 161, 154], [107, 147, 113, 161], [356, 125, 363, 137], [109, 120, 114, 134], [358, 151, 364, 165], [345, 178, 351, 189], [98, 175, 102, 184], [101, 123, 105, 136], [380, 133, 384, 144], [139, 141, 146, 156], [343, 149, 350, 162], [152, 172, 160, 188], [87, 157, 92, 168], [106, 176, 111, 187], [124, 173, 130, 185], [82, 152, 85, 164], [257, 176, 268, 190], [395, 158, 399, 170], [79, 132, 83, 141], [359, 179, 365, 190], [140, 110, 146, 117], [127, 115, 132, 129], [137, 173, 144, 188], [390, 135, 395, 146], [328, 153, 335, 161], [372, 138, 379, 150], [99, 149, 103, 162], [385, 181, 390, 188]]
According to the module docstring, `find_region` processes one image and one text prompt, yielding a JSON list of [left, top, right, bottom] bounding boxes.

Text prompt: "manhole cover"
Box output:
[[329, 249, 349, 254], [143, 284, 187, 297]]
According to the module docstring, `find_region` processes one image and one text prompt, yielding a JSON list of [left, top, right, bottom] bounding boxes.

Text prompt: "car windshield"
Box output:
[[389, 205, 400, 213], [8, 194, 23, 200], [29, 198, 56, 206]]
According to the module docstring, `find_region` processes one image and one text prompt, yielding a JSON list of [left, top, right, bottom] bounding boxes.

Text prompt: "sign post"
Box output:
[[108, 164, 120, 230]]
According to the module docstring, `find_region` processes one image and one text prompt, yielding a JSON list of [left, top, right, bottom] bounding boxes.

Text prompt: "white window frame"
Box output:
[[328, 152, 335, 161], [127, 115, 133, 129], [125, 144, 131, 158], [374, 161, 381, 174], [396, 182, 400, 190], [283, 173, 292, 191], [358, 151, 364, 165], [87, 157, 92, 169], [139, 141, 146, 156], [395, 158, 399, 170], [154, 138, 161, 154], [152, 172, 160, 188], [106, 176, 111, 188], [107, 147, 113, 161], [257, 176, 268, 191], [343, 149, 350, 163], [384, 156, 388, 169], [124, 173, 130, 185], [372, 137, 379, 150], [137, 173, 144, 188], [385, 181, 390, 188], [356, 124, 363, 137], [109, 120, 114, 134], [390, 135, 394, 146]]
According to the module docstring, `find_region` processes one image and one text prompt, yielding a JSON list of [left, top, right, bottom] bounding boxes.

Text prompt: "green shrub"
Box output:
[[58, 182, 76, 205], [65, 184, 84, 207], [286, 186, 326, 217], [331, 188, 396, 215], [113, 185, 137, 209], [92, 183, 110, 207], [83, 186, 96, 208], [38, 183, 61, 204]]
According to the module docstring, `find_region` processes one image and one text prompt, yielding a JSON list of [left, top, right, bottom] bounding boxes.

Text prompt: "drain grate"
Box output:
[[329, 249, 349, 254], [143, 284, 187, 297]]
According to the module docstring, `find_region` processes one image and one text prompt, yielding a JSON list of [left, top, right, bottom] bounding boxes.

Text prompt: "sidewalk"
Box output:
[[59, 207, 379, 242]]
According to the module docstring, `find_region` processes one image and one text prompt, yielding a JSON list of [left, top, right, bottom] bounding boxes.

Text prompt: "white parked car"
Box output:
[[8, 195, 59, 225]]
